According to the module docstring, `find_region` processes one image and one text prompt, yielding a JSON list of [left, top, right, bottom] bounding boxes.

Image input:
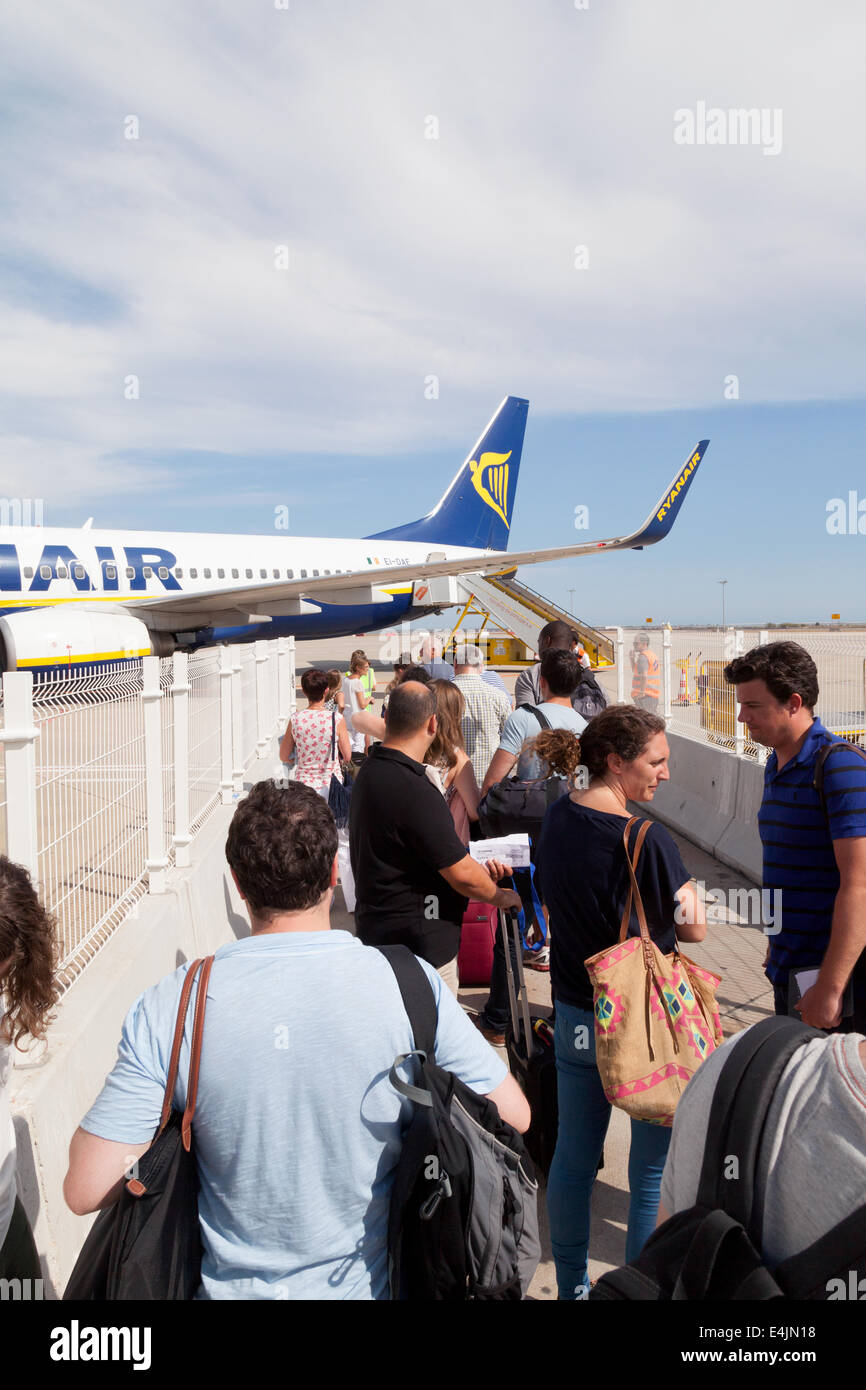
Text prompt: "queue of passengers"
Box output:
[[1, 635, 863, 1302]]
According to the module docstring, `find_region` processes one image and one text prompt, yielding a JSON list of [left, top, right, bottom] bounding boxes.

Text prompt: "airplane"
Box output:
[[0, 396, 709, 674]]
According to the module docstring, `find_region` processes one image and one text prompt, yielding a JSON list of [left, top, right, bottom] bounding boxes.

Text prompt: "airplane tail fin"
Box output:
[[367, 395, 529, 551]]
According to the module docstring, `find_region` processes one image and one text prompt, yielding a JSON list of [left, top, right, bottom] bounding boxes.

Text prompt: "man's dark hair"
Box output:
[[538, 620, 578, 652], [723, 641, 819, 713], [540, 648, 581, 698], [579, 704, 666, 778], [398, 664, 432, 686], [386, 681, 437, 737], [226, 780, 337, 919], [300, 668, 330, 702]]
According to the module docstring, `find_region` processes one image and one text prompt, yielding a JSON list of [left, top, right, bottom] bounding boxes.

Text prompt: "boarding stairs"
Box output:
[[453, 572, 614, 667]]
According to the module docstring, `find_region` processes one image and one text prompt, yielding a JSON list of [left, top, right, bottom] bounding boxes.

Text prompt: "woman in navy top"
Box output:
[[534, 705, 706, 1301]]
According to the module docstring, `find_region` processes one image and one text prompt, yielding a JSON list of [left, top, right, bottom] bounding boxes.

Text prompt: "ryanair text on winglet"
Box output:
[[655, 452, 701, 524]]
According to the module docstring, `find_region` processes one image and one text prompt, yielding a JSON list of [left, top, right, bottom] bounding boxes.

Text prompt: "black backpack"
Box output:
[[813, 738, 866, 828], [379, 945, 541, 1300], [572, 670, 607, 721], [478, 706, 570, 838], [590, 1016, 866, 1300]]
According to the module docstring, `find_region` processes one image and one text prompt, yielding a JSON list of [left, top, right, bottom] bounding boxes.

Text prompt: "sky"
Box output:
[[1, 0, 865, 624]]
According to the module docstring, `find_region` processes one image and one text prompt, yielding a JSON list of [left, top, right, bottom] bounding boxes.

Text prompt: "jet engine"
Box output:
[[0, 608, 164, 673]]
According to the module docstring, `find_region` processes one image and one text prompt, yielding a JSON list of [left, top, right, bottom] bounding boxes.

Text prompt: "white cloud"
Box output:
[[1, 0, 864, 505]]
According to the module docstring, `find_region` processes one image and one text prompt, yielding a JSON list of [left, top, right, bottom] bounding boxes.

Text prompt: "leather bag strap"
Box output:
[[620, 818, 680, 1055], [182, 954, 215, 1151], [617, 817, 653, 943], [159, 958, 204, 1134]]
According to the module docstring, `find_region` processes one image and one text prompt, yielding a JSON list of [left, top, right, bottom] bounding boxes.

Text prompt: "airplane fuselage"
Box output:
[[0, 527, 489, 666]]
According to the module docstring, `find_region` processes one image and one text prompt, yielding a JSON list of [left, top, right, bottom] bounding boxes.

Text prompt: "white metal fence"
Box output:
[[609, 627, 866, 762], [0, 637, 296, 993]]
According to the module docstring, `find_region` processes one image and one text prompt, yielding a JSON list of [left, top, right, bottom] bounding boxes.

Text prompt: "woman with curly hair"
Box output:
[[0, 857, 58, 1281], [424, 679, 481, 844]]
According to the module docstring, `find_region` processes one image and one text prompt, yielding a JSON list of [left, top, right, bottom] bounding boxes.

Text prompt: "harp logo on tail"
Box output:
[[469, 450, 512, 529]]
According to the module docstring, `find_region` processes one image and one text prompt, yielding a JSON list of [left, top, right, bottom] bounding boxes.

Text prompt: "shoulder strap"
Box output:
[[181, 955, 215, 1152], [517, 703, 551, 731], [813, 738, 866, 831], [159, 958, 205, 1134], [378, 945, 438, 1060], [696, 1016, 818, 1244], [617, 817, 653, 944], [330, 710, 337, 761]]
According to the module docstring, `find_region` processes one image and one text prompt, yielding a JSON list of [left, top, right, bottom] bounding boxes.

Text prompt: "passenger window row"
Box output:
[[19, 563, 351, 583]]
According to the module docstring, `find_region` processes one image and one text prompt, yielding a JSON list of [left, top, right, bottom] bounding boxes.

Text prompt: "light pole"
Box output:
[[718, 579, 727, 631], [568, 588, 576, 616]]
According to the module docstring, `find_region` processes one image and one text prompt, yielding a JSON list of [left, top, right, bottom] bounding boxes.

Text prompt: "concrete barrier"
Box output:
[[9, 753, 282, 1296], [640, 731, 763, 883]]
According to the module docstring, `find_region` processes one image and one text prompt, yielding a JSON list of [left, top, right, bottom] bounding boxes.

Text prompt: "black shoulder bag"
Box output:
[[478, 706, 569, 837], [63, 955, 214, 1300], [327, 712, 352, 828]]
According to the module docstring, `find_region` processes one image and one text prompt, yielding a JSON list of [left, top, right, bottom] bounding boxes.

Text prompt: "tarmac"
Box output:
[[294, 634, 773, 1301]]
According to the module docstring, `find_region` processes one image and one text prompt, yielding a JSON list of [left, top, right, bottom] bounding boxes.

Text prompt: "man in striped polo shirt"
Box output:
[[724, 641, 866, 1033]]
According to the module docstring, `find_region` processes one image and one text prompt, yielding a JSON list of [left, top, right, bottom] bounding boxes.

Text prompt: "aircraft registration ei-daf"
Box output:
[[0, 397, 708, 674]]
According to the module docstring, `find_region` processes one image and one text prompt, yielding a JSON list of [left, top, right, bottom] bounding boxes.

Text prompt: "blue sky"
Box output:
[[2, 1, 865, 625]]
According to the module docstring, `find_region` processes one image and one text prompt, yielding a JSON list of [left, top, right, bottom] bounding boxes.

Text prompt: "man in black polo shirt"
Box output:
[[349, 682, 521, 994]]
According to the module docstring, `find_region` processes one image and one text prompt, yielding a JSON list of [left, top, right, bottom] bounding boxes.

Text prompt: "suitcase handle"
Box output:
[[501, 908, 533, 1052]]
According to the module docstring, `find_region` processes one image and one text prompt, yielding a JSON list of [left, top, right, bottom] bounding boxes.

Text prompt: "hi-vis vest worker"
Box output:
[[630, 644, 660, 701]]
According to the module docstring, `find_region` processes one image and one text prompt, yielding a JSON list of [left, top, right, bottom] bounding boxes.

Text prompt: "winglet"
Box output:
[[626, 440, 709, 547]]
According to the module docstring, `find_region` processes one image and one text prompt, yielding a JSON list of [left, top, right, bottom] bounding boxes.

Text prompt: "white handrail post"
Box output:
[[255, 640, 270, 759], [270, 639, 280, 735], [753, 630, 771, 764], [220, 645, 234, 803], [277, 637, 290, 733], [616, 627, 625, 703], [1, 671, 40, 888], [730, 630, 745, 759], [662, 627, 672, 722], [142, 655, 168, 893], [172, 651, 192, 867], [231, 645, 243, 792], [288, 636, 297, 715]]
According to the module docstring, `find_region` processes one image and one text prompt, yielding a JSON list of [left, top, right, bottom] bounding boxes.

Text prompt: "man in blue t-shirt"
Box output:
[[63, 781, 529, 1299], [724, 641, 866, 1033], [480, 648, 587, 795]]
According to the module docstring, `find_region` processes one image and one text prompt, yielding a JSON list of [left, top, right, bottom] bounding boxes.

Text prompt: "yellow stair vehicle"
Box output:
[[445, 572, 614, 669]]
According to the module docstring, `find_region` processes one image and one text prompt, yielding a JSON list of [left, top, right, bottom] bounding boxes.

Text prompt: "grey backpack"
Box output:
[[379, 945, 540, 1300]]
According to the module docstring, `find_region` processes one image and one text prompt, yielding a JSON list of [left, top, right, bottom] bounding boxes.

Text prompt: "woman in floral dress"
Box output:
[[280, 668, 351, 797]]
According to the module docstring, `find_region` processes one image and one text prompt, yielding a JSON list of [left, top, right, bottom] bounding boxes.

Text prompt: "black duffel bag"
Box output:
[[63, 956, 213, 1300], [478, 705, 569, 837], [478, 774, 569, 838]]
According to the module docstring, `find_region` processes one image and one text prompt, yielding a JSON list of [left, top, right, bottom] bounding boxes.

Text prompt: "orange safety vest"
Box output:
[[631, 650, 660, 701]]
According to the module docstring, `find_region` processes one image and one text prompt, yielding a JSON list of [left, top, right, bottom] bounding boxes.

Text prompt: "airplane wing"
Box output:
[[131, 440, 707, 623]]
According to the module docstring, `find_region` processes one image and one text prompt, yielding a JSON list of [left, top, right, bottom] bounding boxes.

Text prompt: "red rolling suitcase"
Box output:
[[457, 900, 497, 987]]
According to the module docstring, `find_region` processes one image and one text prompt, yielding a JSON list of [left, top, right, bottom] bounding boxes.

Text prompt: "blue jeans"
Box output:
[[546, 1000, 672, 1300]]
